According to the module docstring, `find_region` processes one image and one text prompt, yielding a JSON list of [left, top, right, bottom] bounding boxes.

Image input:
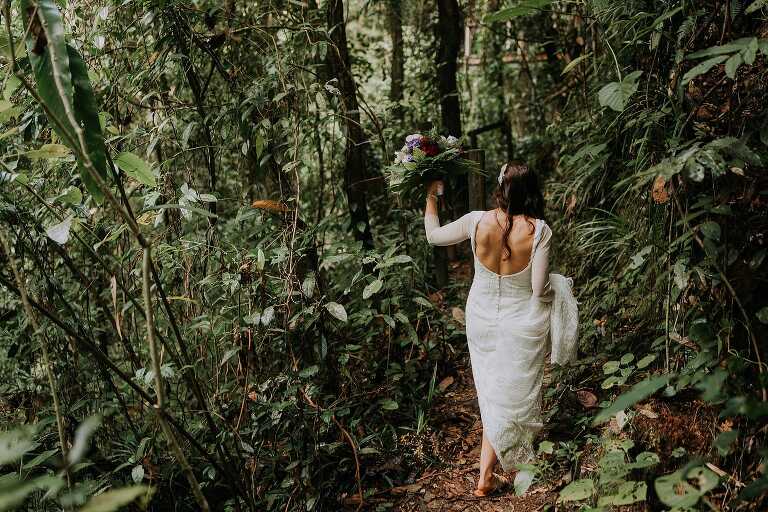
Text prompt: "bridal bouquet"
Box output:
[[386, 133, 482, 202]]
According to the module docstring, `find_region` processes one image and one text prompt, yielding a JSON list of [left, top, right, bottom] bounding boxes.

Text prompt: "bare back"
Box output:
[[474, 210, 536, 275]]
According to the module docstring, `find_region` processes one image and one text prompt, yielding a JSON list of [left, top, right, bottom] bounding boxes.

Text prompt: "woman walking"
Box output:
[[423, 162, 577, 496]]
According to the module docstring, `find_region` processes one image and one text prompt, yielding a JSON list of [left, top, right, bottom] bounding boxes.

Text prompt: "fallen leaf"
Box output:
[[390, 483, 422, 495], [636, 406, 658, 419], [576, 389, 598, 409], [428, 291, 443, 304], [451, 307, 465, 325], [438, 376, 455, 392], [251, 199, 289, 212], [652, 175, 669, 204]]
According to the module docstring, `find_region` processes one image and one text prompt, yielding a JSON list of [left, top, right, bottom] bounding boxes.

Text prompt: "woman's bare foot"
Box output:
[[473, 473, 508, 497]]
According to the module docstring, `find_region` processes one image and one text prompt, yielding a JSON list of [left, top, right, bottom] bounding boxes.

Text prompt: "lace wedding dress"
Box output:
[[425, 211, 578, 471]]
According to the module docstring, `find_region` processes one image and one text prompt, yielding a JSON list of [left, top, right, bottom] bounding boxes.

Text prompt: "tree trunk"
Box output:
[[435, 0, 467, 219], [387, 0, 404, 118], [434, 0, 464, 282], [326, 0, 374, 248], [435, 0, 463, 137]]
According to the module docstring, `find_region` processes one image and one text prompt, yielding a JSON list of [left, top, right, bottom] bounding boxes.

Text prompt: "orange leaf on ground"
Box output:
[[438, 376, 455, 392], [251, 199, 289, 212], [652, 175, 670, 204]]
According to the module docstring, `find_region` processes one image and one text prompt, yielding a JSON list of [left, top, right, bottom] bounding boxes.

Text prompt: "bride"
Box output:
[[423, 161, 577, 497]]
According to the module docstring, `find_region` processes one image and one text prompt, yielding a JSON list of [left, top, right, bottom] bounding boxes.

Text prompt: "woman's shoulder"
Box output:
[[536, 219, 552, 241]]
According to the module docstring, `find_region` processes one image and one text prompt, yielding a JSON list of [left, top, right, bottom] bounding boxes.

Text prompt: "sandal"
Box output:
[[472, 473, 510, 497]]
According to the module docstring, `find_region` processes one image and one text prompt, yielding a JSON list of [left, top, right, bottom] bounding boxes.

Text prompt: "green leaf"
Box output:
[[620, 353, 634, 365], [561, 52, 591, 75], [514, 469, 535, 496], [757, 307, 768, 324], [412, 296, 433, 308], [260, 306, 274, 326], [362, 279, 383, 299], [114, 152, 156, 187], [299, 365, 319, 378], [636, 354, 656, 369], [725, 52, 742, 79], [655, 466, 719, 508], [46, 216, 73, 244], [325, 302, 348, 322], [746, 0, 768, 13], [0, 428, 35, 465], [597, 481, 647, 507], [21, 449, 56, 469], [21, 1, 109, 203], [714, 429, 739, 456], [592, 375, 670, 425], [67, 415, 101, 466], [301, 275, 316, 298], [131, 465, 145, 483], [0, 475, 64, 511], [21, 0, 74, 110], [631, 451, 660, 469], [743, 37, 759, 65], [602, 360, 620, 374], [538, 440, 554, 454], [27, 143, 71, 159], [558, 479, 595, 502], [687, 38, 754, 59], [80, 485, 152, 512], [598, 71, 642, 112], [67, 45, 109, 203], [682, 55, 728, 84], [57, 186, 83, 205], [700, 221, 721, 241], [379, 398, 398, 410], [485, 0, 554, 21]]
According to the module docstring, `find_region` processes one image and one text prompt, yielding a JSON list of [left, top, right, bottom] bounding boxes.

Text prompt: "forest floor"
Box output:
[[387, 365, 559, 511]]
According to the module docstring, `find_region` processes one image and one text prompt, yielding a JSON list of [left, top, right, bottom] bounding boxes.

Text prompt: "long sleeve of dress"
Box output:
[[424, 211, 475, 246], [531, 223, 552, 299]]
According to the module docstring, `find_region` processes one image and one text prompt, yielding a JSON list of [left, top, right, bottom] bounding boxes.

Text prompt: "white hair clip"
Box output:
[[498, 163, 507, 185]]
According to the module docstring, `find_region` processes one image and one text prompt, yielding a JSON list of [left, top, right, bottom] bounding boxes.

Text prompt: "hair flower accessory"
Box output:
[[498, 163, 508, 185]]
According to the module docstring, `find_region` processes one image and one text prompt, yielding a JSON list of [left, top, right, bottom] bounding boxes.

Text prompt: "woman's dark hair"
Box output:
[[493, 161, 546, 259]]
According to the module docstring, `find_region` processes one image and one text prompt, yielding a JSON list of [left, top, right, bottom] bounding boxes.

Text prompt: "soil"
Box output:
[[359, 366, 560, 511]]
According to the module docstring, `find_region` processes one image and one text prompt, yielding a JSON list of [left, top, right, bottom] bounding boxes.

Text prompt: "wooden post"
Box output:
[[467, 149, 486, 211]]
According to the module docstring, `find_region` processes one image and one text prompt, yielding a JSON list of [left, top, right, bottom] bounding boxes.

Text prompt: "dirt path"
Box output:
[[388, 365, 558, 511]]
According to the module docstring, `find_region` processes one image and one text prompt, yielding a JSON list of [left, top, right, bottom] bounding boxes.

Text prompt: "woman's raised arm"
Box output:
[[424, 182, 475, 246]]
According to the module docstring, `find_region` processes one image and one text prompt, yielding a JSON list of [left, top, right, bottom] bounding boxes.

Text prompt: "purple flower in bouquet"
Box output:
[[405, 133, 422, 149]]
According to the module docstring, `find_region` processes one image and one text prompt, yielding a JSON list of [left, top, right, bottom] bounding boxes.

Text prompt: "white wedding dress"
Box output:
[[425, 211, 578, 471]]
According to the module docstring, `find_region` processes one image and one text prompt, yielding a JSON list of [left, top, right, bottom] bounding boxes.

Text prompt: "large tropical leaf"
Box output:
[[20, 0, 108, 203], [80, 485, 153, 512], [592, 374, 670, 424], [681, 55, 728, 84], [598, 71, 643, 112]]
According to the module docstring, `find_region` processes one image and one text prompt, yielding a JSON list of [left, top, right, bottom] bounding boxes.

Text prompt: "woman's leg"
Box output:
[[478, 431, 498, 489]]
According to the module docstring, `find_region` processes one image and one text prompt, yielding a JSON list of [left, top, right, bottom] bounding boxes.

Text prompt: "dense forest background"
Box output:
[[1, 0, 767, 510]]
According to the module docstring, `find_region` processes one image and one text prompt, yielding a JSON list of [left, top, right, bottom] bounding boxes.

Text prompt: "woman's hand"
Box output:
[[425, 180, 442, 216], [426, 180, 444, 197]]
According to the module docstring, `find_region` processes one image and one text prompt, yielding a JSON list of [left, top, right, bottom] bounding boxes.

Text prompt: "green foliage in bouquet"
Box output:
[[385, 133, 484, 203]]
